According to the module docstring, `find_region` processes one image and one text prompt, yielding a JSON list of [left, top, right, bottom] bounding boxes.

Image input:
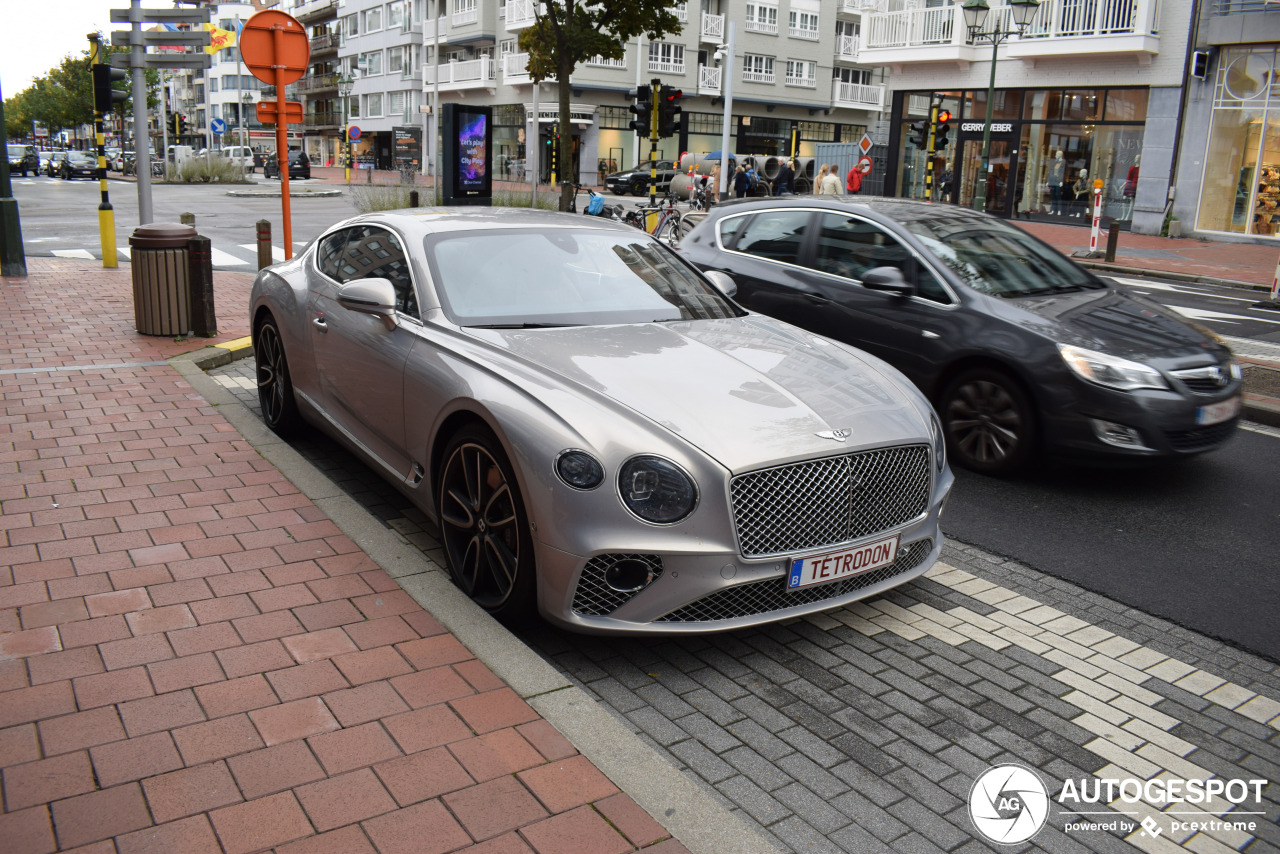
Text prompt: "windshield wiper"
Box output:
[[468, 322, 581, 329]]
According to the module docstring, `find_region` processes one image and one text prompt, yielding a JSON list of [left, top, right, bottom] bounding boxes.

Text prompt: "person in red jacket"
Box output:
[[847, 164, 863, 194]]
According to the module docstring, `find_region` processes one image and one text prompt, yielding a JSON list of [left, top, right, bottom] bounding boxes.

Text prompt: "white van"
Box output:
[[219, 145, 255, 170]]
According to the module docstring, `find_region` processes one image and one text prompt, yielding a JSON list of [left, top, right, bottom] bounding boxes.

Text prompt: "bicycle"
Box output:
[[624, 189, 689, 247]]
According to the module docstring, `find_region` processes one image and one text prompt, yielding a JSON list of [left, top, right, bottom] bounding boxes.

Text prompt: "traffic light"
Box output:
[[657, 84, 683, 138], [934, 110, 952, 149], [92, 63, 128, 115], [178, 115, 188, 136], [908, 119, 928, 148], [628, 85, 652, 136]]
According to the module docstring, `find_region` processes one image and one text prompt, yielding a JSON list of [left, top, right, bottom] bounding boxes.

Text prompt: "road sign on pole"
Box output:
[[210, 118, 227, 136], [241, 9, 309, 261]]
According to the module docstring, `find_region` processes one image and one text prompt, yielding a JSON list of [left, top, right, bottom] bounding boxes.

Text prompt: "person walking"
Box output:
[[821, 165, 842, 196], [733, 164, 751, 198], [775, 159, 795, 196], [814, 164, 830, 195], [847, 162, 864, 194]]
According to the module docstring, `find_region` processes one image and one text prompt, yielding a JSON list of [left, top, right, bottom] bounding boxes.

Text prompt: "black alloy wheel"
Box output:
[[254, 317, 302, 435], [941, 369, 1035, 476], [631, 178, 648, 197], [437, 426, 536, 621]]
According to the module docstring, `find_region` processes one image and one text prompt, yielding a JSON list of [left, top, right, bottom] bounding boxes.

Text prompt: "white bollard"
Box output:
[[1089, 182, 1104, 254]]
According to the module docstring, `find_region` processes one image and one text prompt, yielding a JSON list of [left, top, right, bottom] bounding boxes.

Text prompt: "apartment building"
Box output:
[[862, 0, 1191, 236], [1173, 1, 1280, 242]]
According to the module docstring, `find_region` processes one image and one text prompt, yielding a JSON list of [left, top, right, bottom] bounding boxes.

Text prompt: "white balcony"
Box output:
[[786, 72, 817, 87], [832, 79, 884, 110], [423, 57, 495, 90], [584, 54, 627, 70], [673, 2, 688, 23], [698, 64, 721, 95], [839, 0, 886, 13], [701, 12, 724, 42], [789, 25, 821, 40], [648, 57, 686, 74], [862, 0, 1159, 65], [836, 33, 861, 62], [502, 52, 556, 85], [743, 69, 776, 84], [745, 18, 780, 34], [507, 0, 540, 30], [452, 7, 478, 26]]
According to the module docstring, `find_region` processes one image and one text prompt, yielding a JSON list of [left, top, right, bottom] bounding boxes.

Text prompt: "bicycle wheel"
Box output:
[[654, 211, 684, 246]]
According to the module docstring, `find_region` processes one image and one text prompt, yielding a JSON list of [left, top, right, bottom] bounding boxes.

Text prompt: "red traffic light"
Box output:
[[937, 110, 951, 123], [664, 89, 683, 102]]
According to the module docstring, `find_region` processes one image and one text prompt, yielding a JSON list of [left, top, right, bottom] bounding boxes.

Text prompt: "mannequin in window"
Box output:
[[1048, 150, 1065, 215], [1072, 168, 1089, 217], [1123, 154, 1139, 219]]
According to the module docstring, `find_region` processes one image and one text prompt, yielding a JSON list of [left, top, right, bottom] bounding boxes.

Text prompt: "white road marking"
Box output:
[[1169, 305, 1280, 326], [238, 243, 284, 262], [51, 249, 94, 260], [209, 247, 247, 268], [1114, 278, 1260, 303]]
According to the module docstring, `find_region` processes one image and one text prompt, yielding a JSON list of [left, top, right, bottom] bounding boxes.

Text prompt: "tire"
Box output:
[[436, 425, 537, 623], [631, 179, 647, 197], [940, 368, 1036, 476], [654, 212, 686, 247], [253, 316, 303, 436]]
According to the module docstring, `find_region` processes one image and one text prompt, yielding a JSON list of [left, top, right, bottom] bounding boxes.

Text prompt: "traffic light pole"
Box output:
[[924, 102, 939, 203], [124, 0, 154, 224], [649, 79, 660, 208], [89, 35, 118, 268]]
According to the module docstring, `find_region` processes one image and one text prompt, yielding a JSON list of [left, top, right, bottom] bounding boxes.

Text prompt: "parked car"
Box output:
[[678, 197, 1242, 475], [7, 143, 39, 176], [219, 145, 255, 171], [59, 152, 99, 180], [606, 160, 678, 196], [41, 151, 68, 177], [104, 148, 121, 171], [250, 209, 951, 632], [263, 149, 310, 180]]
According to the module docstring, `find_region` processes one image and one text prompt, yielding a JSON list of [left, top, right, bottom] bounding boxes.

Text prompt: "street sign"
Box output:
[[348, 126, 361, 141], [210, 118, 227, 135], [256, 101, 304, 124], [110, 53, 210, 70], [111, 7, 212, 23], [857, 155, 873, 174], [241, 10, 309, 87], [858, 133, 874, 156], [109, 30, 210, 48]]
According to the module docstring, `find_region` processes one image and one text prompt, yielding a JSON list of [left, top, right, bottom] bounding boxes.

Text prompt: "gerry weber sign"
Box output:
[[961, 121, 1014, 133]]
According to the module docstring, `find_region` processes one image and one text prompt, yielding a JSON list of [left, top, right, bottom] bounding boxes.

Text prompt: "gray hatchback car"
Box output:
[[678, 197, 1242, 475]]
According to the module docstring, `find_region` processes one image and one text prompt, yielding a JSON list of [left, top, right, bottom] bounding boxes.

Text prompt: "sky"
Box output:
[[1, 0, 128, 96]]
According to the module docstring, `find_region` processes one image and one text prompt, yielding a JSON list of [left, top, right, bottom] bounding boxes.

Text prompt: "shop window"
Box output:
[[1061, 90, 1101, 122], [1104, 89, 1147, 122], [1023, 90, 1062, 121], [966, 89, 1021, 121]]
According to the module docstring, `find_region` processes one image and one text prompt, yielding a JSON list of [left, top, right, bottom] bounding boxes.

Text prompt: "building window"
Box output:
[[797, 120, 835, 142], [366, 93, 383, 117], [743, 54, 775, 84], [786, 60, 816, 88], [745, 3, 779, 34], [454, 0, 477, 24], [389, 46, 406, 75], [789, 10, 820, 40], [388, 1, 407, 30], [349, 97, 361, 119], [343, 14, 358, 37], [364, 7, 382, 31], [499, 38, 517, 57], [389, 91, 406, 118], [360, 51, 383, 76], [210, 78, 220, 92], [648, 42, 685, 74], [687, 112, 723, 135], [599, 106, 632, 130]]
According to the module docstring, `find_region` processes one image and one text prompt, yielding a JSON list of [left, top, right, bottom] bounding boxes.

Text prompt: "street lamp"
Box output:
[[240, 90, 253, 174], [338, 72, 355, 183], [962, 0, 1040, 212]]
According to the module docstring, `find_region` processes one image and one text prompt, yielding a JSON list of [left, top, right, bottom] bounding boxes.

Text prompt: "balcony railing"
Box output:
[[745, 18, 780, 34], [673, 2, 688, 23], [295, 72, 339, 92], [1212, 0, 1276, 11], [503, 52, 532, 82], [453, 6, 478, 25], [698, 64, 721, 95], [701, 12, 724, 41], [1021, 0, 1158, 39], [832, 80, 884, 109], [648, 57, 686, 74], [839, 0, 885, 12], [507, 0, 540, 29], [294, 0, 337, 23], [743, 68, 775, 84], [304, 110, 340, 128], [309, 32, 339, 53], [786, 72, 817, 87], [585, 54, 627, 69], [790, 26, 821, 40], [424, 57, 496, 87], [836, 33, 861, 60]]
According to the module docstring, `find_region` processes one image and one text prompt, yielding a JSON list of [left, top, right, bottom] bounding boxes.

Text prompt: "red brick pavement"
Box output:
[[0, 258, 686, 854]]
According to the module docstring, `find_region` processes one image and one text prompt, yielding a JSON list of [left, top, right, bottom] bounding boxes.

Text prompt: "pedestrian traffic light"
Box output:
[[908, 119, 928, 148], [92, 63, 129, 115], [178, 115, 188, 136], [629, 85, 652, 136], [657, 84, 683, 138], [934, 111, 952, 149]]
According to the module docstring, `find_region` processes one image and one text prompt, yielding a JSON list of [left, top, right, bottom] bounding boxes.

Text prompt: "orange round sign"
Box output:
[[241, 10, 310, 86]]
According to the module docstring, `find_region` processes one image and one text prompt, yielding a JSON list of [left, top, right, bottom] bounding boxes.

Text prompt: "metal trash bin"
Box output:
[[129, 223, 196, 335]]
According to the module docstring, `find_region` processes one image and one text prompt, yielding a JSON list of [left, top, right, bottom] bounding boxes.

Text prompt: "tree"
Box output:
[[519, 1, 682, 211]]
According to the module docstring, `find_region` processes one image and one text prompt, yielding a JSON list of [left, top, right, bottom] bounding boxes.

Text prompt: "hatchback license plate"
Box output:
[[788, 536, 899, 591], [1196, 397, 1241, 426]]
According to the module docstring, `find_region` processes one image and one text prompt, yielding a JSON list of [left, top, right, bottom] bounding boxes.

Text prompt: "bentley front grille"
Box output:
[[655, 539, 933, 623], [571, 553, 664, 616], [730, 444, 931, 558]]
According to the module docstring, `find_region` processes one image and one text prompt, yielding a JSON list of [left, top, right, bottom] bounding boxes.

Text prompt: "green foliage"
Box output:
[[518, 0, 682, 210], [171, 156, 247, 184]]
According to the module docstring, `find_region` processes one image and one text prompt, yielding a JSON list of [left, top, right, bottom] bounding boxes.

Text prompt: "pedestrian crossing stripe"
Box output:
[[51, 249, 95, 260]]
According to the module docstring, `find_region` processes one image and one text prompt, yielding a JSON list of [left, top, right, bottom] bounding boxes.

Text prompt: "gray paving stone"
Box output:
[[830, 704, 897, 746], [775, 753, 850, 800], [1009, 664, 1072, 697], [652, 640, 709, 673], [876, 632, 932, 661], [676, 710, 744, 753], [781, 700, 848, 741], [787, 677, 846, 715], [829, 787, 911, 842], [1023, 710, 1096, 752], [828, 821, 897, 854], [884, 766, 963, 814], [921, 674, 987, 708], [966, 659, 1028, 693], [626, 706, 690, 747], [883, 739, 958, 781], [830, 682, 896, 719], [1206, 704, 1280, 741], [778, 723, 848, 768], [1031, 729, 1109, 773], [723, 745, 794, 791], [598, 656, 659, 690], [915, 635, 977, 666], [549, 650, 609, 682], [726, 718, 794, 761], [693, 645, 755, 680], [873, 648, 933, 681], [789, 656, 849, 694], [970, 680, 1037, 715], [879, 668, 942, 703], [790, 635, 847, 666], [975, 700, 1044, 740], [883, 713, 952, 754], [831, 642, 894, 675], [768, 815, 847, 854], [927, 696, 997, 734], [886, 798, 971, 851], [668, 738, 736, 785], [829, 731, 902, 776], [585, 676, 648, 714], [688, 665, 751, 701], [932, 720, 1003, 761], [773, 782, 854, 835], [683, 686, 746, 726], [635, 681, 698, 719], [982, 725, 1054, 766], [731, 693, 797, 733], [706, 632, 755, 659], [1154, 698, 1230, 735], [718, 774, 793, 826], [829, 663, 895, 699], [922, 653, 986, 687], [650, 667, 702, 696], [740, 673, 801, 710], [880, 690, 947, 727], [1014, 684, 1086, 722]]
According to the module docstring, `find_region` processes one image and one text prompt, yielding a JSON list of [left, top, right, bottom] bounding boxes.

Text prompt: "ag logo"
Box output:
[[968, 764, 1049, 844]]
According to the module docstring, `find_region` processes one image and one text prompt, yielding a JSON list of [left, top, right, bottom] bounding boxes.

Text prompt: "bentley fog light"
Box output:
[[618, 455, 697, 524], [930, 413, 946, 472], [1058, 344, 1168, 392], [555, 450, 604, 490]]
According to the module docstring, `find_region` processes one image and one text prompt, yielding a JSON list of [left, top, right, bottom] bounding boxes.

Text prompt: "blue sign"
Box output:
[[210, 118, 227, 135], [348, 125, 361, 141]]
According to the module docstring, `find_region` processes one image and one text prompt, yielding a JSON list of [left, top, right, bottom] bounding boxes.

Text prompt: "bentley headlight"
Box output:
[[1057, 344, 1168, 392], [930, 413, 946, 473], [618, 455, 697, 524], [555, 450, 604, 490]]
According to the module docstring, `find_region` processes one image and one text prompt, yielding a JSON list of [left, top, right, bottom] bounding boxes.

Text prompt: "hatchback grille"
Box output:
[[1164, 421, 1237, 452], [571, 554, 664, 616], [655, 538, 933, 623], [1170, 365, 1231, 394], [730, 445, 930, 558]]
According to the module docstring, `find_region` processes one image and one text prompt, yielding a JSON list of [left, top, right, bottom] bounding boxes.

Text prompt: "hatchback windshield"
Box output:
[[895, 210, 1103, 297], [428, 229, 743, 327], [67, 153, 95, 163], [8, 145, 27, 157]]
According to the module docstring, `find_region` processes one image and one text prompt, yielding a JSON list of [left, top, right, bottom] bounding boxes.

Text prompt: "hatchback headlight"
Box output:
[[618, 455, 697, 524], [1057, 344, 1168, 391]]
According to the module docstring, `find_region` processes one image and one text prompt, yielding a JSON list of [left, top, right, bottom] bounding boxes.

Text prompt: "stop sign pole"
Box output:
[[241, 10, 309, 260]]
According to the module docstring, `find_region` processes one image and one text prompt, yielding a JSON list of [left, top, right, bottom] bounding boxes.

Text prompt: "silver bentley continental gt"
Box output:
[[249, 208, 954, 634]]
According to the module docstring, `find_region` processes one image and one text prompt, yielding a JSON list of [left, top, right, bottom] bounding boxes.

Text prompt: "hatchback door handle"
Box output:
[[803, 293, 831, 304], [312, 317, 327, 332]]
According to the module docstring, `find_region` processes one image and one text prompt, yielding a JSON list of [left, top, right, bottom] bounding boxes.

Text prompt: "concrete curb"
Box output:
[[225, 188, 345, 198], [170, 348, 776, 854], [1077, 259, 1273, 292]]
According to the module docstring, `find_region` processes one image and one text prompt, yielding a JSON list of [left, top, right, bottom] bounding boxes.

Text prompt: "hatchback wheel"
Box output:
[[437, 426, 536, 622], [941, 369, 1035, 475], [254, 317, 303, 435]]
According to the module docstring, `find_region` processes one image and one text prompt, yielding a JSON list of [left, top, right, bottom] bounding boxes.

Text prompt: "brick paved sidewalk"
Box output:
[[0, 259, 689, 854]]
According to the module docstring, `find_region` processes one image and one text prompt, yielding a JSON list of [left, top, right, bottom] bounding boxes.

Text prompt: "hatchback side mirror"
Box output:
[[703, 269, 738, 298], [337, 278, 399, 330], [861, 266, 913, 297]]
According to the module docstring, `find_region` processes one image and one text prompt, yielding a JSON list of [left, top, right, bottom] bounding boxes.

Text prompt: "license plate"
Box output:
[[1196, 396, 1241, 426], [788, 535, 900, 591]]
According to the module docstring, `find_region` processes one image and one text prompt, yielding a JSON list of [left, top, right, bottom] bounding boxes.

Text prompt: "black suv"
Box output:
[[7, 144, 39, 176], [605, 160, 677, 196], [264, 150, 311, 180], [679, 197, 1242, 474]]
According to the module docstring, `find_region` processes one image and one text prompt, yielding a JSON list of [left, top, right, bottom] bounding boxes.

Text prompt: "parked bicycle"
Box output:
[[627, 189, 691, 247]]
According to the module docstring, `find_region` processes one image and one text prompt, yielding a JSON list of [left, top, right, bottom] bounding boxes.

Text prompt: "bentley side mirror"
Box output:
[[861, 266, 913, 297], [703, 269, 738, 298], [337, 278, 399, 330]]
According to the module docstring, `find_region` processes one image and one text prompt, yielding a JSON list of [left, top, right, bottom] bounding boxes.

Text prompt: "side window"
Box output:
[[316, 230, 349, 282], [717, 214, 749, 248], [329, 225, 419, 317], [733, 210, 812, 263], [811, 213, 952, 304]]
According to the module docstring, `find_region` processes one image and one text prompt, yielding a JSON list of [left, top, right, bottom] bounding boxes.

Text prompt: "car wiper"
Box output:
[[468, 322, 581, 329]]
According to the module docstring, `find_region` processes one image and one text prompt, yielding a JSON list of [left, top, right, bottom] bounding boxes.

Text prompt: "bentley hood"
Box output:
[[474, 316, 930, 472]]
